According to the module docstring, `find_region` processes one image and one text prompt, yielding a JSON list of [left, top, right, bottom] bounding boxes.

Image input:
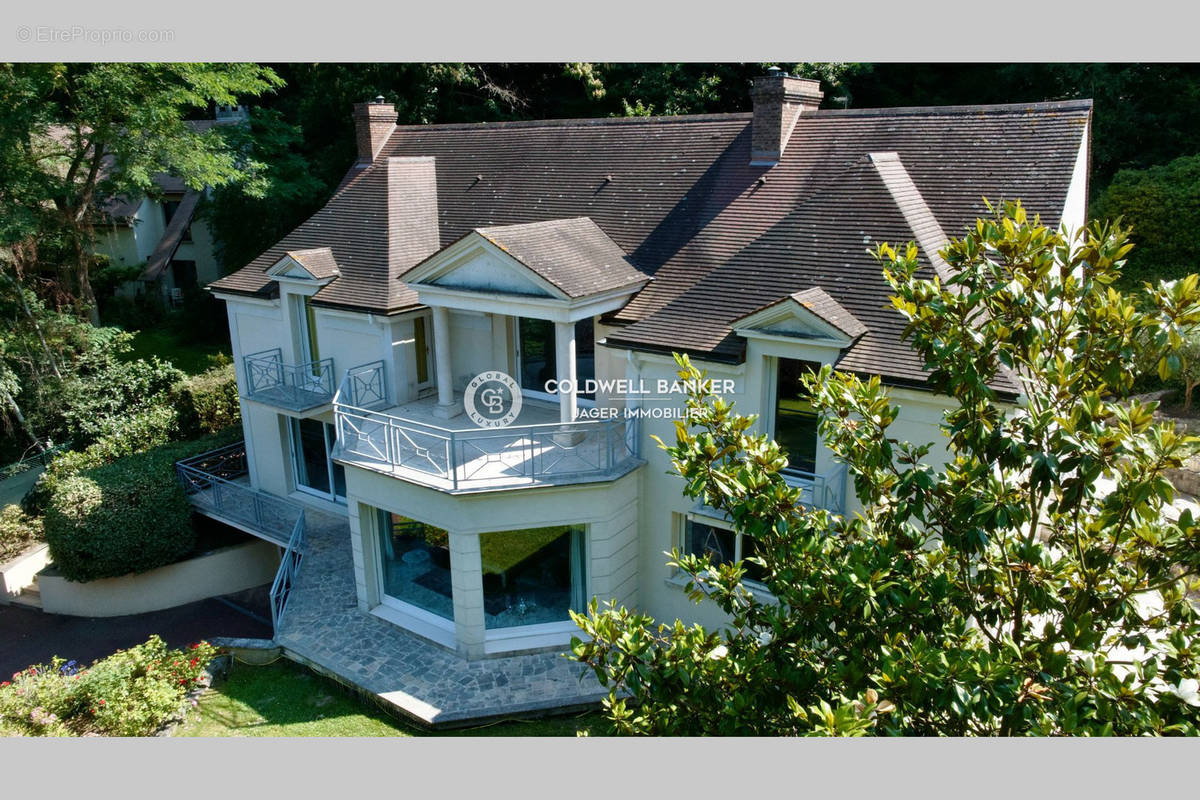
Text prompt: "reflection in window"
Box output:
[[684, 518, 767, 584], [517, 317, 596, 400], [377, 511, 454, 622], [775, 358, 820, 475], [480, 525, 586, 629]]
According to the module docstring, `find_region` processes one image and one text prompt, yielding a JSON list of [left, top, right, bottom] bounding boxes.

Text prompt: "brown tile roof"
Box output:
[[281, 247, 340, 280], [468, 217, 648, 298], [211, 100, 1090, 388]]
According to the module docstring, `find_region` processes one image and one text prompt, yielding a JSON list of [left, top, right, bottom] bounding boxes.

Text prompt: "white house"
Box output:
[[94, 105, 247, 304], [204, 73, 1090, 667]]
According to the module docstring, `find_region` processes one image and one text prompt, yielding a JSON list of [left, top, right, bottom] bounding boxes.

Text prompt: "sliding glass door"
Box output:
[[288, 416, 346, 502]]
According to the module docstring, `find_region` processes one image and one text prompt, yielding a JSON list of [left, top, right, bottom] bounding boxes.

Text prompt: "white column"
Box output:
[[555, 320, 577, 423], [431, 305, 459, 418], [449, 532, 485, 660]]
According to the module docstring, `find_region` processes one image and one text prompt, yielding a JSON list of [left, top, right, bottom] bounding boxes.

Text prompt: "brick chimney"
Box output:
[[353, 96, 398, 164], [750, 67, 823, 167]]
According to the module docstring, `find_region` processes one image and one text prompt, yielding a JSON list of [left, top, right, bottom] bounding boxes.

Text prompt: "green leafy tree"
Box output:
[[1093, 154, 1200, 289], [1173, 329, 1200, 411], [572, 202, 1200, 735], [200, 108, 326, 273], [0, 63, 283, 322]]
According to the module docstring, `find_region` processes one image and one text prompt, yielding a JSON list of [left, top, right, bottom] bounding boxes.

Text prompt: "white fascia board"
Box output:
[[210, 291, 280, 310], [273, 275, 331, 295], [1059, 120, 1090, 234], [413, 282, 639, 323], [735, 327, 848, 350]]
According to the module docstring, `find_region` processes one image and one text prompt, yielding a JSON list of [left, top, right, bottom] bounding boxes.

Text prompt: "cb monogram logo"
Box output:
[[464, 371, 523, 428]]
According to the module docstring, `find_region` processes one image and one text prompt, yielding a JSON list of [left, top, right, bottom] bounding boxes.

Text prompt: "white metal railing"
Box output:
[[785, 462, 849, 515], [332, 361, 640, 490], [175, 442, 303, 545], [243, 348, 335, 411], [269, 512, 306, 630], [176, 440, 308, 632]]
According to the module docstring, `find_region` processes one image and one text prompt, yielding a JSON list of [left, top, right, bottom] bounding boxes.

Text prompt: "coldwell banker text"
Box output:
[[542, 378, 737, 396]]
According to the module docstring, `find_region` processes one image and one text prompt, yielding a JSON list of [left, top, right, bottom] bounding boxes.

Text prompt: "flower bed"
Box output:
[[0, 635, 218, 736]]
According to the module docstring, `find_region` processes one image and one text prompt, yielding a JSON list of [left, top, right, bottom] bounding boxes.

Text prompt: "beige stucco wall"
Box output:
[[38, 539, 280, 617], [0, 544, 50, 602]]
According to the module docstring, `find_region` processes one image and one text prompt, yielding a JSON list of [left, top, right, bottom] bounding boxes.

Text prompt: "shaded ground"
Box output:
[[124, 329, 229, 376], [0, 585, 272, 678], [177, 659, 599, 737]]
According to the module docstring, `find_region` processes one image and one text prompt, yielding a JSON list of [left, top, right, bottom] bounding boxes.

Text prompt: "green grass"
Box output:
[[125, 329, 229, 376], [176, 659, 600, 737]]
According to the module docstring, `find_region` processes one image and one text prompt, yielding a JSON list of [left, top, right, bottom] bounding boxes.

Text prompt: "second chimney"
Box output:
[[750, 68, 823, 167], [353, 96, 398, 164]]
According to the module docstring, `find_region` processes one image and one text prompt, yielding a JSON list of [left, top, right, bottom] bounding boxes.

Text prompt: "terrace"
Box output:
[[332, 361, 642, 493]]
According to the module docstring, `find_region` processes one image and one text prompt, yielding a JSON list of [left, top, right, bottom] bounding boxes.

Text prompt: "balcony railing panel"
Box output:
[[784, 462, 849, 516], [243, 348, 335, 412], [175, 441, 304, 546], [332, 361, 641, 492]]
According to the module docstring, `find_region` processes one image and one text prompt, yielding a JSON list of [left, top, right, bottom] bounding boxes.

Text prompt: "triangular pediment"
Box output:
[[401, 234, 565, 299], [267, 257, 318, 280], [734, 288, 866, 345], [266, 248, 340, 283]]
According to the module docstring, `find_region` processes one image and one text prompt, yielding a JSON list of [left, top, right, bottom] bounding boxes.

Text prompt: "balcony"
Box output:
[[784, 463, 848, 516], [332, 361, 641, 493], [243, 348, 335, 412]]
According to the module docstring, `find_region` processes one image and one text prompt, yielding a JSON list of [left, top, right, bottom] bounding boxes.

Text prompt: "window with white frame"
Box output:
[[773, 357, 820, 476], [681, 515, 767, 584]]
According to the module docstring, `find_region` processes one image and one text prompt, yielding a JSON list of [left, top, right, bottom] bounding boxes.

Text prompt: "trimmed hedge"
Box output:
[[42, 430, 239, 583], [171, 363, 240, 437], [22, 405, 180, 516]]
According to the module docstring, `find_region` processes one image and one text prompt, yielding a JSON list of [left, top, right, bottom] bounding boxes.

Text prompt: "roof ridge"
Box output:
[[812, 98, 1094, 119], [389, 112, 753, 133]]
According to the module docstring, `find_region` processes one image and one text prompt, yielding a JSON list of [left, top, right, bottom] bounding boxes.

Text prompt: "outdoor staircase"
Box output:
[[9, 577, 42, 610]]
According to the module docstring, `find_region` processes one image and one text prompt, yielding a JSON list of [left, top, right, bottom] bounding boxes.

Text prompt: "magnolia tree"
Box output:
[[571, 203, 1200, 735]]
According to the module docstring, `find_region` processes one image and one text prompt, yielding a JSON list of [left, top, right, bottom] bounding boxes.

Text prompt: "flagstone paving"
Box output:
[[274, 508, 608, 728]]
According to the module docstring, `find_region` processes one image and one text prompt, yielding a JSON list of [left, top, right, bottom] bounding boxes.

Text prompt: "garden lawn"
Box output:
[[125, 329, 229, 377], [177, 659, 598, 737]]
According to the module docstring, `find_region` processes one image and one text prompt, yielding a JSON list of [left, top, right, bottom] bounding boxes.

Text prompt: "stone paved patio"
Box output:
[[274, 508, 609, 728]]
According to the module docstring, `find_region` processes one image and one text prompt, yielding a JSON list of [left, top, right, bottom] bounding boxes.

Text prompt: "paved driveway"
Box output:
[[0, 586, 272, 677], [0, 466, 42, 508]]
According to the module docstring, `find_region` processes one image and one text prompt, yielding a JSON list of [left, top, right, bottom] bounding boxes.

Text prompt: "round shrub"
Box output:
[[43, 443, 196, 582]]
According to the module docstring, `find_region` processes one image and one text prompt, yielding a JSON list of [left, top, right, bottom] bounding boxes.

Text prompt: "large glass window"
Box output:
[[376, 512, 454, 623], [683, 518, 767, 584], [289, 417, 345, 501], [480, 525, 586, 630], [774, 358, 820, 476], [516, 317, 595, 400]]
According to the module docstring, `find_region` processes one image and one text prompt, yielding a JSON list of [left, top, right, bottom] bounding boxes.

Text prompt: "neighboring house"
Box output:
[[204, 72, 1090, 667], [93, 105, 247, 304]]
